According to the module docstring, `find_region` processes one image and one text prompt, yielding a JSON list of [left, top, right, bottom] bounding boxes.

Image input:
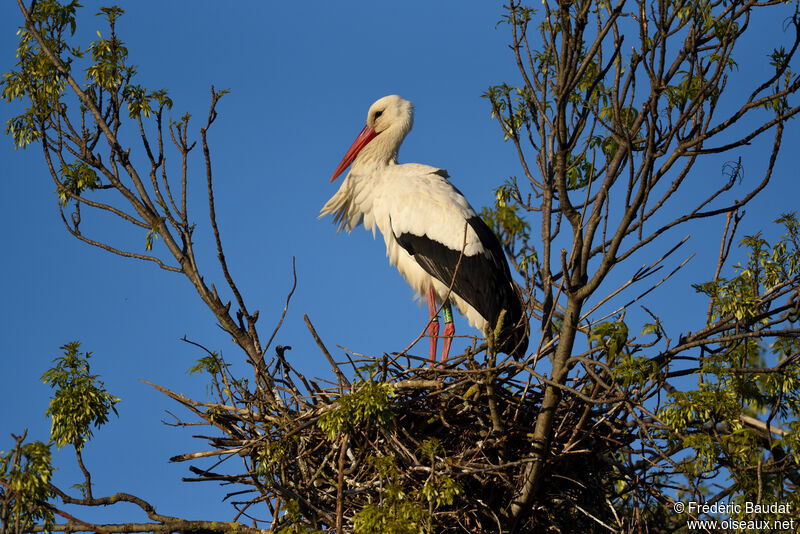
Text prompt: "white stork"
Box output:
[[321, 95, 528, 366]]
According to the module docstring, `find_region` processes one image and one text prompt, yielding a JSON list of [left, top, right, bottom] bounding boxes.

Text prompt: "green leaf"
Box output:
[[42, 341, 120, 451], [317, 381, 395, 441], [0, 439, 55, 532]]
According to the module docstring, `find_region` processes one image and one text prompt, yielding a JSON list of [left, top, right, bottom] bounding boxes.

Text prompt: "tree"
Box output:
[[2, 0, 800, 532]]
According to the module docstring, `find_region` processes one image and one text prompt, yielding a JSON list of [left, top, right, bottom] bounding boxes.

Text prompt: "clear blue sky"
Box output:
[[1, 0, 798, 525]]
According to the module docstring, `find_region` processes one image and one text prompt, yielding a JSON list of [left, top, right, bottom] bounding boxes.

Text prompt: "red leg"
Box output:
[[426, 286, 440, 368], [441, 301, 454, 368]]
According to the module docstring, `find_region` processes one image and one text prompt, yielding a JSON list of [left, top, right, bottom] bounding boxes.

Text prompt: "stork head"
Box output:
[[330, 95, 414, 181]]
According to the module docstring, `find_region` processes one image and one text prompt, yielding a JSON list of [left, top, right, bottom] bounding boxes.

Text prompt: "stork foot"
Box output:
[[441, 322, 455, 368], [428, 319, 440, 368], [426, 285, 440, 368]]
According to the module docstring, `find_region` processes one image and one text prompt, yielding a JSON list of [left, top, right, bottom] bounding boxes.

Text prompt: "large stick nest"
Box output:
[[157, 343, 637, 533]]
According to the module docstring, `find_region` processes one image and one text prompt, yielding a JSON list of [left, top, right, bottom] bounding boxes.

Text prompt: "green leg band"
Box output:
[[443, 301, 454, 324]]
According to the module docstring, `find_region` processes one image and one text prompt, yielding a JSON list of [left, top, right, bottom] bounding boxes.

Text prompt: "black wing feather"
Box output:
[[395, 215, 528, 359]]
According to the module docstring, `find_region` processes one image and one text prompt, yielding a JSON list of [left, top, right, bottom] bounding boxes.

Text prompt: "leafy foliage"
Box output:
[[58, 161, 99, 207], [659, 214, 800, 521], [1, 1, 79, 148], [1, 2, 174, 253], [352, 442, 463, 533], [317, 380, 395, 441], [41, 341, 120, 451], [589, 318, 629, 359], [0, 439, 55, 534]]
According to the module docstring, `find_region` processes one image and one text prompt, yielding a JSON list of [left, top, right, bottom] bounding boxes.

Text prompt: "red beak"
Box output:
[[330, 124, 379, 182]]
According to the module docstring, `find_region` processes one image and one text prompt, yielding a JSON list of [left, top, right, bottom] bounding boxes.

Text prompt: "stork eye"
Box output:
[[374, 110, 383, 120]]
